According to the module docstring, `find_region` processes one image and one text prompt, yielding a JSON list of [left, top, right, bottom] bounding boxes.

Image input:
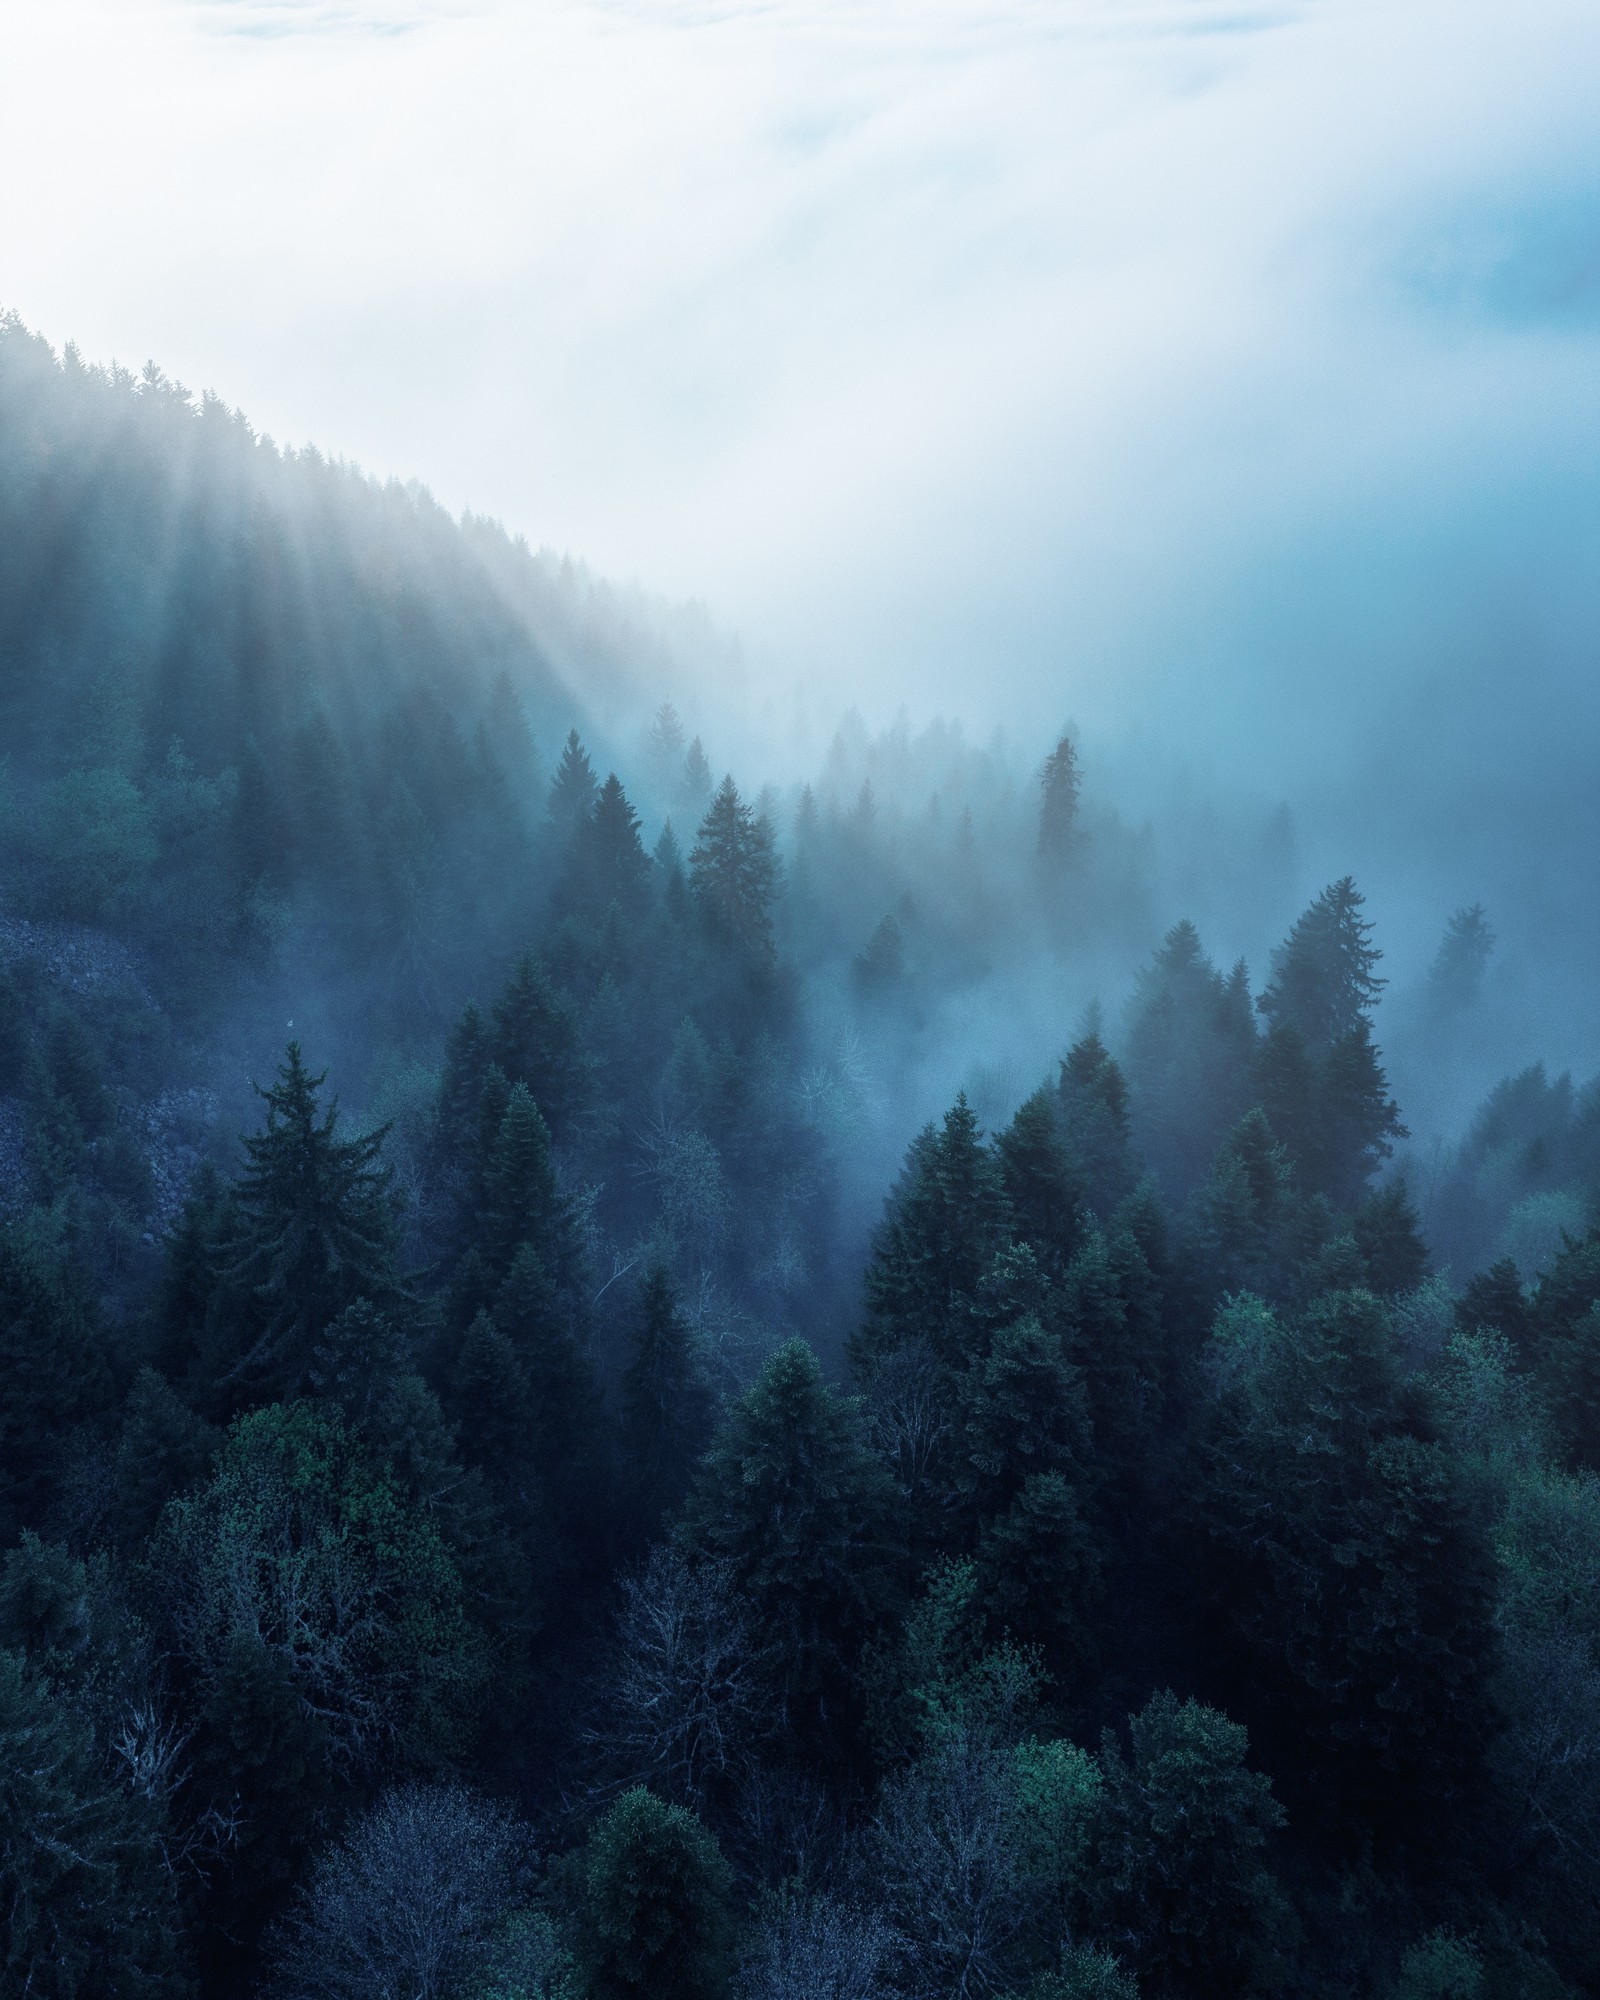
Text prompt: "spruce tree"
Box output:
[[563, 773, 651, 921], [1087, 1691, 1288, 1999], [215, 1043, 399, 1404], [621, 1264, 714, 1537], [1057, 1034, 1136, 1218], [689, 776, 780, 960], [858, 1095, 1013, 1372], [580, 1788, 733, 2000], [679, 1339, 896, 1746], [996, 1086, 1085, 1281], [547, 727, 598, 838], [1038, 733, 1081, 863], [487, 953, 592, 1146]]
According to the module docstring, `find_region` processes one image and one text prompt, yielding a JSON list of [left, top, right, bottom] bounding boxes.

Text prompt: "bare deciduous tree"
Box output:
[[594, 1546, 766, 1813], [270, 1783, 526, 2000], [739, 1890, 892, 2000]]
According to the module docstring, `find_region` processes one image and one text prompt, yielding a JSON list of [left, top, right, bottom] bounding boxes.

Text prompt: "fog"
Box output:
[[6, 1, 1598, 725]]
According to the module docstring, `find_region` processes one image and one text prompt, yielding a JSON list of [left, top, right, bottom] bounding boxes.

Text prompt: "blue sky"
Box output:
[[3, 0, 1598, 777]]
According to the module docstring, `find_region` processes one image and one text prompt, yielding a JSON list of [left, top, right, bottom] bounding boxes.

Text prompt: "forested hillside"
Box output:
[[3, 318, 1600, 2000]]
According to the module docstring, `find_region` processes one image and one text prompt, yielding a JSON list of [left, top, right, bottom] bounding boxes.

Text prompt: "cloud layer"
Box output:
[[2, 0, 1598, 795]]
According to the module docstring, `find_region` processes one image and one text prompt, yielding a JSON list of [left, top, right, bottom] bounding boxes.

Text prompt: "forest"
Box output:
[[2, 312, 1599, 2000]]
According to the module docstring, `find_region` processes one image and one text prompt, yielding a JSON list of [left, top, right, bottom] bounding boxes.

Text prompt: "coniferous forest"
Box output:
[[3, 315, 1600, 2000]]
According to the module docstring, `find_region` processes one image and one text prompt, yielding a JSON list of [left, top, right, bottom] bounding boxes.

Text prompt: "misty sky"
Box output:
[[4, 0, 1600, 798]]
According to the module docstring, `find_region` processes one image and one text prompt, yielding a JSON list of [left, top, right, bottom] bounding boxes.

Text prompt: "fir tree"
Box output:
[[547, 727, 598, 838], [1258, 876, 1385, 1047], [487, 953, 592, 1147], [858, 1095, 1013, 1372], [690, 776, 780, 960], [563, 773, 651, 921], [1087, 1691, 1288, 1999], [679, 1339, 896, 1746], [215, 1043, 399, 1404], [996, 1086, 1086, 1281], [621, 1263, 714, 1537], [1057, 1034, 1137, 1218], [682, 736, 713, 806], [1038, 733, 1081, 864], [580, 1788, 733, 2000], [1427, 903, 1495, 1014]]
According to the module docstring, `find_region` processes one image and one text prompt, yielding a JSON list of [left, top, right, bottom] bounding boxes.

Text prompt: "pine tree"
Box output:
[[682, 736, 713, 806], [1038, 734, 1081, 863], [0, 1229, 112, 1539], [480, 1084, 581, 1293], [649, 701, 686, 778], [689, 776, 780, 960], [580, 1788, 733, 2000], [995, 1087, 1085, 1281], [1124, 923, 1257, 1198], [1086, 1692, 1288, 1999], [562, 773, 651, 921], [1057, 1035, 1136, 1220], [853, 912, 906, 996], [621, 1264, 714, 1537], [487, 953, 592, 1146], [1351, 1180, 1429, 1295], [1427, 903, 1495, 1014], [1254, 881, 1404, 1211], [216, 1043, 399, 1404], [1195, 1290, 1499, 1839], [679, 1339, 896, 1746], [1258, 876, 1385, 1046], [547, 728, 598, 838], [959, 1314, 1101, 1678], [858, 1095, 1014, 1371]]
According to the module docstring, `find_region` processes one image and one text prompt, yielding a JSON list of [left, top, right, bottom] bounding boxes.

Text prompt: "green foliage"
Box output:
[[690, 775, 780, 960], [1086, 1691, 1288, 1999], [1197, 1290, 1499, 1834], [156, 1399, 484, 1783], [578, 1788, 733, 2000], [0, 1226, 112, 1536], [0, 1643, 186, 1998], [680, 1338, 896, 1746], [859, 1094, 1013, 1371], [216, 1042, 400, 1404]]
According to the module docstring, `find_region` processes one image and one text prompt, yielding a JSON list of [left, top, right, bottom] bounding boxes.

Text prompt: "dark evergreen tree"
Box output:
[[1258, 875, 1385, 1046], [1195, 1290, 1499, 1839], [689, 776, 780, 961], [959, 1314, 1101, 1680], [1057, 1034, 1137, 1218], [212, 1043, 399, 1405], [1351, 1179, 1429, 1295], [1086, 1691, 1288, 2000], [996, 1087, 1085, 1282], [679, 1339, 896, 1748], [1038, 733, 1081, 864], [621, 1263, 714, 1537], [1427, 902, 1495, 1014], [857, 1095, 1013, 1372], [1124, 923, 1257, 1198], [562, 773, 651, 923], [579, 1788, 733, 2000], [548, 728, 598, 839], [487, 953, 592, 1148], [0, 1228, 112, 1538], [1254, 880, 1405, 1209]]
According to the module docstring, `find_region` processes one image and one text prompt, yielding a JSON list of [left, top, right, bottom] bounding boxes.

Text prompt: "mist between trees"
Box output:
[[2, 314, 1599, 1998]]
